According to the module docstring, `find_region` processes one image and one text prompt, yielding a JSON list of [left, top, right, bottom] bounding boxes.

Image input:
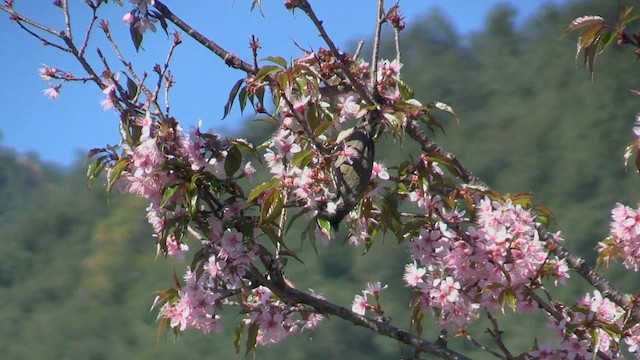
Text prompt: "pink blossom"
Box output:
[[43, 85, 61, 100], [242, 161, 256, 181], [625, 324, 640, 353], [166, 235, 189, 260], [403, 262, 426, 286], [563, 336, 589, 360], [122, 11, 135, 24], [273, 129, 301, 160], [134, 16, 158, 33], [38, 64, 57, 81], [352, 294, 369, 315], [264, 149, 284, 176], [256, 310, 289, 345], [371, 161, 390, 180], [365, 282, 388, 298]]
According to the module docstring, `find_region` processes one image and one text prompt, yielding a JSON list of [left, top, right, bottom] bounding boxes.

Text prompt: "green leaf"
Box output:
[[156, 317, 171, 343], [397, 78, 414, 99], [248, 179, 280, 203], [233, 322, 244, 355], [622, 12, 640, 26], [107, 157, 130, 192], [222, 78, 245, 120], [290, 149, 313, 168], [224, 144, 242, 177], [161, 184, 180, 207], [245, 322, 259, 357], [261, 56, 288, 68], [125, 75, 138, 101], [238, 86, 248, 114], [254, 65, 281, 82], [86, 155, 108, 189], [129, 21, 143, 51], [232, 138, 262, 164], [260, 189, 284, 225]]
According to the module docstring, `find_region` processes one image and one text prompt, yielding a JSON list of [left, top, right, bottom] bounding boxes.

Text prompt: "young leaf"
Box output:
[[564, 16, 605, 34], [427, 101, 458, 121]]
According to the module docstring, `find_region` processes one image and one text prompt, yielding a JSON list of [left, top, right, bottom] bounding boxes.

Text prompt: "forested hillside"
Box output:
[[2, 0, 640, 358]]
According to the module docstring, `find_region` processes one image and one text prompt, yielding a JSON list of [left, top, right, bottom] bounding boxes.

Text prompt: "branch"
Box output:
[[371, 0, 384, 89], [296, 0, 375, 106], [0, 4, 62, 37], [404, 119, 486, 187], [547, 232, 636, 320], [265, 278, 472, 360], [152, 0, 257, 75]]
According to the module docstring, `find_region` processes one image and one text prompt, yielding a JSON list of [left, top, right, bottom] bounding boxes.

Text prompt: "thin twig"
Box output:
[[152, 32, 181, 106], [62, 0, 72, 40], [463, 333, 505, 359], [394, 27, 402, 64], [0, 4, 62, 36], [485, 312, 514, 360], [371, 0, 385, 89], [79, 2, 100, 58], [152, 0, 257, 75], [15, 21, 70, 52], [354, 39, 365, 60], [297, 0, 375, 106]]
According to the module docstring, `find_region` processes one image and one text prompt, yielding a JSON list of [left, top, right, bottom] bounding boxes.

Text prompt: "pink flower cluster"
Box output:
[[524, 290, 640, 359], [403, 197, 569, 329], [244, 286, 324, 345], [161, 269, 223, 334], [600, 203, 640, 270]]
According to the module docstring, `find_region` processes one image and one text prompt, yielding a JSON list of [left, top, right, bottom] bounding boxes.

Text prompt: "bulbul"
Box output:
[[322, 123, 375, 229]]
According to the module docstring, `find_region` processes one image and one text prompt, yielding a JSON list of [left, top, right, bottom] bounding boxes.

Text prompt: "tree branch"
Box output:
[[265, 277, 472, 360]]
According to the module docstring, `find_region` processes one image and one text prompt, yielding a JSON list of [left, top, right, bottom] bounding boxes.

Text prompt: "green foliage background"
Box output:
[[2, 0, 640, 358]]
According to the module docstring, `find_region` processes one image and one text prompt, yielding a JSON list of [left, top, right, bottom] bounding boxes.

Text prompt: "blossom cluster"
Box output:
[[243, 286, 324, 345], [599, 202, 640, 270], [524, 290, 640, 359], [403, 196, 569, 329]]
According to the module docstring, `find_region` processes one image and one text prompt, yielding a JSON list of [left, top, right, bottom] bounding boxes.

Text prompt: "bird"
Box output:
[[321, 122, 375, 229]]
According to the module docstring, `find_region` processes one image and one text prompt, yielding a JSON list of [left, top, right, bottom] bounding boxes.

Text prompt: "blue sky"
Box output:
[[0, 0, 564, 167]]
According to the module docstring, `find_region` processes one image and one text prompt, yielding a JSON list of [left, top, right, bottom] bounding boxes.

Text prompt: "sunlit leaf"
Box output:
[[564, 16, 605, 34], [427, 101, 458, 121], [107, 157, 130, 192], [248, 179, 280, 203], [161, 183, 180, 207], [619, 5, 635, 23], [262, 56, 288, 68], [254, 65, 281, 82]]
